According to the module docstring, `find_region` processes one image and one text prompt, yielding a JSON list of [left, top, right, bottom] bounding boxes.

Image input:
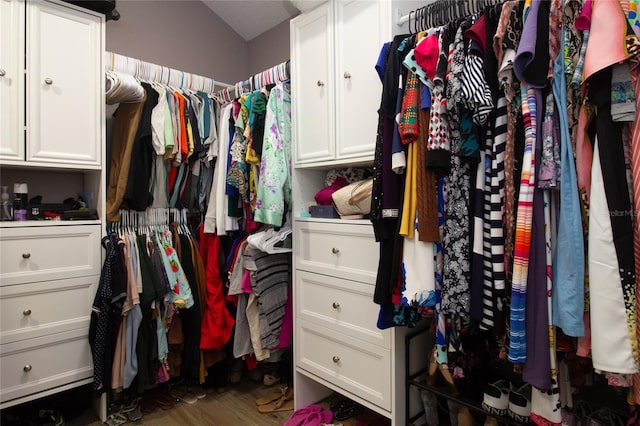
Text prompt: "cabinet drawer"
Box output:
[[297, 320, 391, 411], [0, 329, 93, 404], [296, 270, 389, 348], [0, 276, 97, 344], [295, 220, 378, 283], [0, 225, 101, 285]]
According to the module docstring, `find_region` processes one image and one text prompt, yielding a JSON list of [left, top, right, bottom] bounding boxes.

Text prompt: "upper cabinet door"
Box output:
[[26, 1, 102, 167], [291, 2, 335, 165], [0, 0, 25, 162], [334, 0, 389, 161]]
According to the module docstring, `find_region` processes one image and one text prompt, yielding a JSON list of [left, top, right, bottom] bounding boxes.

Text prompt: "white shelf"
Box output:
[[0, 220, 101, 228]]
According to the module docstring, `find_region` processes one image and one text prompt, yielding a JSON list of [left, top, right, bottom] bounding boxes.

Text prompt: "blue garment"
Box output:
[[421, 84, 431, 109], [376, 42, 390, 81], [551, 52, 585, 337]]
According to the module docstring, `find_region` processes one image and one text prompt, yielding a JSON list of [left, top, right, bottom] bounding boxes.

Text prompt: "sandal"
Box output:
[[256, 386, 293, 406], [257, 393, 295, 413], [120, 397, 143, 421], [333, 399, 365, 421], [104, 412, 127, 426]]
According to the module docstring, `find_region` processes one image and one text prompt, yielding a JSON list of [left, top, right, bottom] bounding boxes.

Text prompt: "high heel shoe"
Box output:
[[438, 362, 459, 396], [426, 347, 438, 387]]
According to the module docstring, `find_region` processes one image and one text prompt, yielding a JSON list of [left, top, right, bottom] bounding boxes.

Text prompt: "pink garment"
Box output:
[[575, 107, 593, 200], [275, 284, 293, 350], [314, 176, 348, 205], [284, 404, 332, 426], [241, 269, 253, 294], [414, 34, 439, 83], [575, 0, 592, 30], [583, 0, 632, 82], [576, 312, 592, 357]]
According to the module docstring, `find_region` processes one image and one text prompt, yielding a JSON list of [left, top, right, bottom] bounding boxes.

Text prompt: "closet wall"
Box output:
[[247, 19, 291, 76], [105, 0, 292, 85]]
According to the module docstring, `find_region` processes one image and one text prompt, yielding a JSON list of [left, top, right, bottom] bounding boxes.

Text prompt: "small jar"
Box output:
[[0, 186, 12, 221]]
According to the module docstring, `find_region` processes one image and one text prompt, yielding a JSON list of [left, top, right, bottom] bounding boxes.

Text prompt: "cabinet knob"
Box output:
[[23, 364, 32, 372], [0, 69, 6, 77], [316, 80, 324, 87], [44, 78, 53, 85], [332, 302, 340, 309], [332, 356, 340, 364], [22, 253, 31, 259], [343, 71, 351, 79], [331, 247, 340, 254], [23, 309, 32, 316]]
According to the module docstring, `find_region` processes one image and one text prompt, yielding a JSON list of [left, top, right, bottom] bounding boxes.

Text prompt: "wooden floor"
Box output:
[[2, 380, 292, 426], [1, 378, 387, 425]]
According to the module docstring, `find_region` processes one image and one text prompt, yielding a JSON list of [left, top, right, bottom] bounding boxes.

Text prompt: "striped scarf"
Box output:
[[509, 86, 538, 364]]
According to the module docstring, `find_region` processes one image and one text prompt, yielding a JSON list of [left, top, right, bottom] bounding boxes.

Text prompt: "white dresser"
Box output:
[[0, 223, 102, 408], [294, 220, 392, 408]]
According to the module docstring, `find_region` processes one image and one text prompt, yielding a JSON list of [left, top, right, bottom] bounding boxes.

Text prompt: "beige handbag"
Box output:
[[331, 178, 373, 219]]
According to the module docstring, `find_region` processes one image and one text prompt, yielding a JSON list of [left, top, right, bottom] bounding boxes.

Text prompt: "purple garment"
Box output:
[[513, 0, 549, 88], [382, 116, 402, 212], [522, 89, 551, 391]]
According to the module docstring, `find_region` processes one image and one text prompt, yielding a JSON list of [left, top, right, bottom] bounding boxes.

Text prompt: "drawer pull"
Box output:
[[316, 80, 324, 87], [23, 309, 32, 316], [44, 77, 53, 85], [332, 302, 340, 309], [23, 364, 32, 372], [331, 247, 340, 254], [343, 71, 351, 79], [22, 253, 31, 259], [0, 68, 6, 77], [332, 356, 340, 364]]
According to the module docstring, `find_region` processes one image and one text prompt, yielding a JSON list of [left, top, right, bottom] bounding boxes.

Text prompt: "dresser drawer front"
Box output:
[[0, 329, 93, 404], [296, 270, 389, 348], [295, 220, 379, 283], [0, 277, 97, 344], [297, 320, 391, 410], [0, 225, 101, 285]]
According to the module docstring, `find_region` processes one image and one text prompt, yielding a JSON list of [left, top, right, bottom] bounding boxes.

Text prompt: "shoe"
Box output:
[[36, 409, 64, 426], [438, 362, 458, 395], [256, 386, 293, 406], [508, 383, 531, 422], [248, 365, 263, 383], [482, 380, 510, 417], [561, 408, 580, 426], [458, 406, 474, 426], [229, 358, 244, 384], [426, 347, 438, 387], [262, 362, 281, 386]]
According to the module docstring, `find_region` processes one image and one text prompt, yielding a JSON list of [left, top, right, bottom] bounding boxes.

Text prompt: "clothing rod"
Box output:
[[216, 60, 290, 102], [397, 0, 501, 28], [105, 51, 234, 92], [397, 10, 412, 26]]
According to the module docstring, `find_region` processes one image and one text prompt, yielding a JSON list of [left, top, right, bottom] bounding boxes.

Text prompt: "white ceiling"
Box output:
[[202, 0, 300, 41]]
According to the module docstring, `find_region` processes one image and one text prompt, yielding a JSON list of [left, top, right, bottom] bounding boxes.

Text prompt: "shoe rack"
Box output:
[[404, 329, 523, 426]]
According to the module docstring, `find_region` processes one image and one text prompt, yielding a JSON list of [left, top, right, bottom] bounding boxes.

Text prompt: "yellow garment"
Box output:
[[400, 143, 418, 238]]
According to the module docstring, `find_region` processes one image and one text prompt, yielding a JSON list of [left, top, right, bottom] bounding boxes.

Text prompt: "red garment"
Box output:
[[464, 15, 487, 54], [199, 228, 235, 350]]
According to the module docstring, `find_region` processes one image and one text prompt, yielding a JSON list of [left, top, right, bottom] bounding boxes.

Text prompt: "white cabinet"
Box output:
[[0, 0, 25, 161], [291, 0, 390, 167], [0, 0, 104, 410], [1, 0, 103, 168]]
